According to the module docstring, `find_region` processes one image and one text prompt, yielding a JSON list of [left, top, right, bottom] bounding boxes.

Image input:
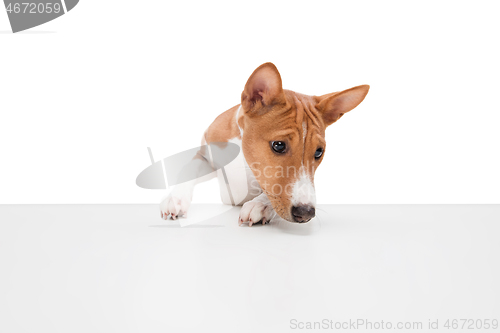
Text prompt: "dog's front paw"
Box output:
[[160, 195, 191, 220], [238, 200, 274, 227]]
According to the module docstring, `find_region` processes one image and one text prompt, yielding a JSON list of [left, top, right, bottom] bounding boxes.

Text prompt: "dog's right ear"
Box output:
[[315, 85, 370, 126], [241, 62, 286, 112]]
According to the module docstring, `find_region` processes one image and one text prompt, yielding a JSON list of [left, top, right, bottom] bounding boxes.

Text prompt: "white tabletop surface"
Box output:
[[1, 204, 499, 333]]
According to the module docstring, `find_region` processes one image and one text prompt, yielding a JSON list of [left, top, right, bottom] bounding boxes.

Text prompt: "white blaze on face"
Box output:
[[289, 120, 315, 207], [290, 168, 316, 207]]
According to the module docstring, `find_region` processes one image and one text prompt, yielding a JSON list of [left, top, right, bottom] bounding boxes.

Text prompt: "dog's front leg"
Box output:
[[160, 155, 216, 220], [238, 192, 275, 227]]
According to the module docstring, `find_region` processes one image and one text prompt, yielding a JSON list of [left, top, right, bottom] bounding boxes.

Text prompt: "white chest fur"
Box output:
[[216, 138, 261, 205]]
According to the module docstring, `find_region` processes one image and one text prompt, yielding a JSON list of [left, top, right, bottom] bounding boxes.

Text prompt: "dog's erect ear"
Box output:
[[241, 62, 285, 112], [315, 85, 370, 126]]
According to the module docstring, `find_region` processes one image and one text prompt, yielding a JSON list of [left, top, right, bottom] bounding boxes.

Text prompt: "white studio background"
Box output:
[[1, 0, 499, 204]]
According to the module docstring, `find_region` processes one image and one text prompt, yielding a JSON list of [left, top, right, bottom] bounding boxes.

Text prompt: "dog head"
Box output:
[[238, 63, 369, 222]]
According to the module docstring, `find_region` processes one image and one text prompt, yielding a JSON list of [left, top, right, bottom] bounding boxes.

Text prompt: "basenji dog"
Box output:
[[160, 63, 369, 226]]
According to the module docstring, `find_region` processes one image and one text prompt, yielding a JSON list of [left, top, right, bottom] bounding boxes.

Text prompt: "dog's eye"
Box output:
[[314, 148, 323, 159], [271, 141, 287, 154]]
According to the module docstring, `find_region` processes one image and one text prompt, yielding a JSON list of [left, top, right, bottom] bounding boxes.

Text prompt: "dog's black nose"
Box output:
[[291, 205, 315, 223]]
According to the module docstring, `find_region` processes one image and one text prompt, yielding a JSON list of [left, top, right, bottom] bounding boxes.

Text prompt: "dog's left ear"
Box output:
[[315, 85, 370, 126], [241, 62, 286, 113]]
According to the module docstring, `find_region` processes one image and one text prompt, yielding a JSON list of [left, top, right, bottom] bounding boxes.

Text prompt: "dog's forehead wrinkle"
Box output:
[[290, 92, 322, 131], [288, 92, 322, 130]]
